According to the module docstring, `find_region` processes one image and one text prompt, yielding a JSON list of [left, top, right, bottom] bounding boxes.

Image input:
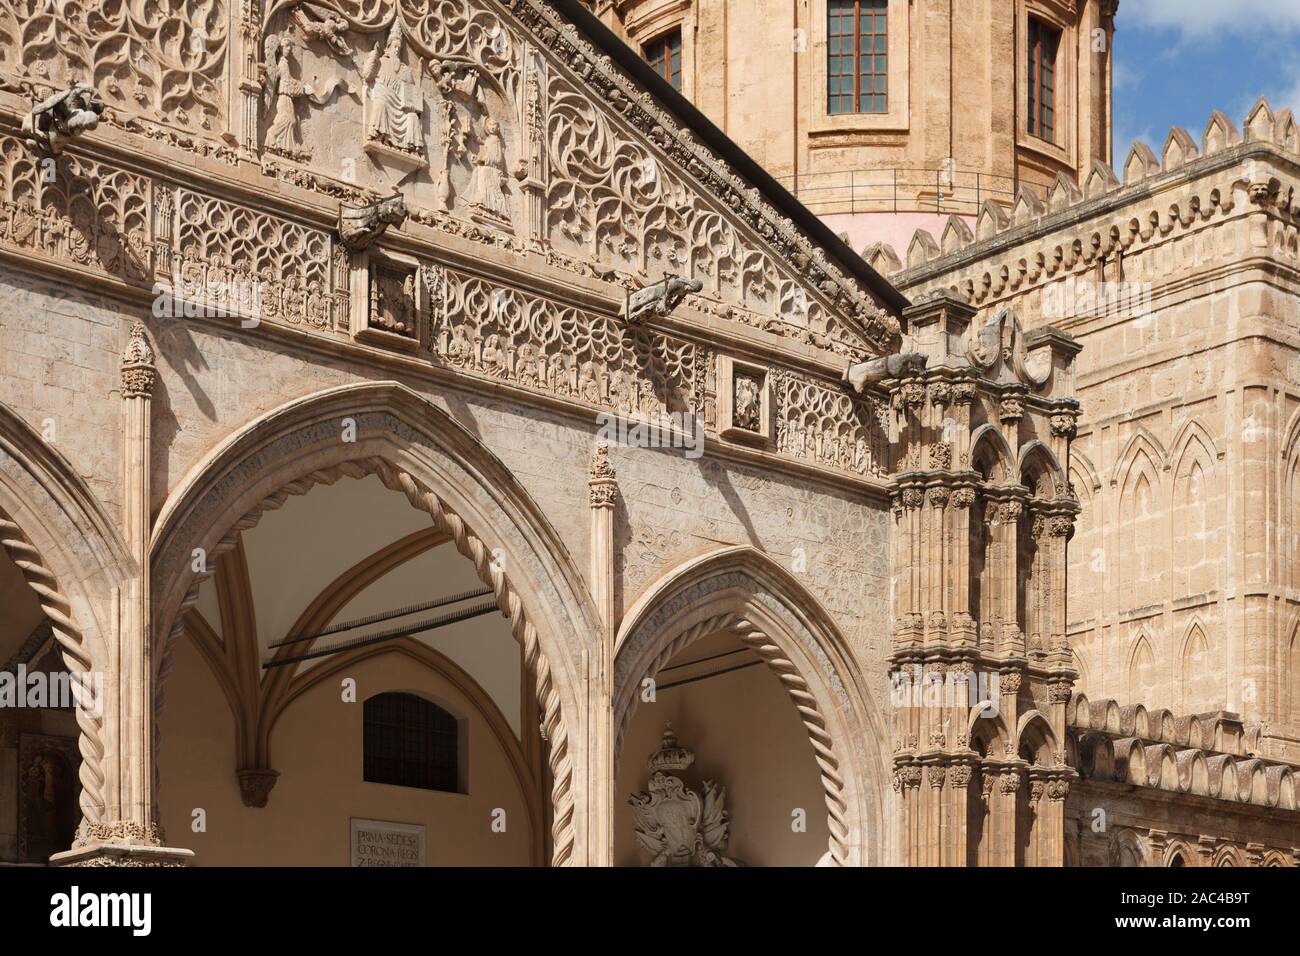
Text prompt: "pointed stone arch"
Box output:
[[1171, 418, 1219, 479], [1128, 632, 1158, 707], [1289, 621, 1300, 722], [970, 424, 1015, 484], [612, 545, 886, 866], [1112, 428, 1168, 490], [0, 399, 132, 832], [1018, 439, 1066, 496], [1069, 447, 1102, 497], [149, 382, 598, 865], [1180, 619, 1213, 712]]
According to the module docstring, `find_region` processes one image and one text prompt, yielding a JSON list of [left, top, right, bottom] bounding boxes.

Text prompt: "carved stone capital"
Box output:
[[1045, 779, 1071, 802], [951, 487, 977, 509], [588, 440, 619, 508], [899, 766, 923, 791], [900, 382, 926, 408], [1048, 681, 1074, 704], [999, 395, 1024, 423], [1049, 413, 1078, 439], [120, 322, 156, 399], [238, 768, 281, 808]]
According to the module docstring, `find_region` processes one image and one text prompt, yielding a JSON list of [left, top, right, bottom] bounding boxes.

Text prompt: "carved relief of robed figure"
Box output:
[[365, 23, 424, 154]]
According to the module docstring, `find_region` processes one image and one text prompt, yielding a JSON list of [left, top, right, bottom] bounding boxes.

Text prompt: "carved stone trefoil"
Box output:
[[21, 83, 104, 155], [628, 724, 741, 867]]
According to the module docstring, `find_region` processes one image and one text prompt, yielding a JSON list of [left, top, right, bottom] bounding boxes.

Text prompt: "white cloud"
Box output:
[[1124, 0, 1300, 37]]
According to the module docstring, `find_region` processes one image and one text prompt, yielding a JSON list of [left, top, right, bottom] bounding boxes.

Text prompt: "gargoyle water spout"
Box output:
[[622, 275, 703, 324], [21, 83, 104, 155]]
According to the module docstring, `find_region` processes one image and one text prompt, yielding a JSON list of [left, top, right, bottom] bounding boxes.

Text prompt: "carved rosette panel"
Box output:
[[0, 133, 151, 281], [174, 188, 336, 329], [436, 266, 703, 420], [774, 371, 887, 477], [0, 0, 229, 136]]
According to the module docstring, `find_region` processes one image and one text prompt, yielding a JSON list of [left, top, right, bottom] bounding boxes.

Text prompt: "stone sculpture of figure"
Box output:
[[263, 36, 310, 157], [842, 351, 929, 394], [733, 374, 762, 431], [467, 118, 510, 219], [21, 82, 104, 154], [293, 7, 354, 57], [365, 23, 424, 153], [622, 275, 704, 324]]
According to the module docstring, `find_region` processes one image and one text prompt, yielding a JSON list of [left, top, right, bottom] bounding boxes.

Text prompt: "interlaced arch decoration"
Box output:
[[613, 546, 887, 867], [150, 382, 597, 865], [0, 399, 131, 832]]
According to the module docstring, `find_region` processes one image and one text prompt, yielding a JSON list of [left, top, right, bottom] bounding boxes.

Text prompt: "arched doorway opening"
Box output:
[[0, 538, 80, 863], [150, 383, 596, 866], [159, 473, 546, 865], [612, 547, 887, 867], [0, 402, 129, 863], [615, 627, 831, 866]]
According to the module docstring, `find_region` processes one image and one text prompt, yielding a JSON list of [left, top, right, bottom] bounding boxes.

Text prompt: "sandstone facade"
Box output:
[[0, 0, 1294, 869]]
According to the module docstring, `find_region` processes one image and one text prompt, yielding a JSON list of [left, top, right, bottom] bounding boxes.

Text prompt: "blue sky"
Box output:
[[1112, 0, 1300, 163]]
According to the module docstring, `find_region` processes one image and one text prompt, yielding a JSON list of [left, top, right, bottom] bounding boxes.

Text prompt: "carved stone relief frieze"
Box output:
[[174, 186, 338, 329], [773, 369, 887, 478], [435, 265, 704, 420], [0, 132, 151, 281]]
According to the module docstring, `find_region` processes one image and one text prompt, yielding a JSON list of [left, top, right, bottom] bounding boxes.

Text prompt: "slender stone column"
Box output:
[[53, 323, 191, 866], [946, 762, 974, 866], [587, 441, 618, 867], [925, 763, 945, 867]]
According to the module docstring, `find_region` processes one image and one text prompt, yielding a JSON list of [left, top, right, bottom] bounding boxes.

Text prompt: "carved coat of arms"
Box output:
[[628, 724, 741, 867]]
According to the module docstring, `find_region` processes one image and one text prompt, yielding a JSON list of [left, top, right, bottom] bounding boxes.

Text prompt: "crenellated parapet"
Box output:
[[887, 97, 1300, 316]]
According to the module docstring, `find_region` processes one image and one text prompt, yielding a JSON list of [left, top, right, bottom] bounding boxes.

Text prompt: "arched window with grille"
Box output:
[[363, 692, 463, 793]]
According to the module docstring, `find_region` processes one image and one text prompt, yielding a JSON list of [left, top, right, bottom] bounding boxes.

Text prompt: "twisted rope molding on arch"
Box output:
[[615, 611, 851, 867], [0, 513, 105, 827], [156, 456, 577, 866]]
